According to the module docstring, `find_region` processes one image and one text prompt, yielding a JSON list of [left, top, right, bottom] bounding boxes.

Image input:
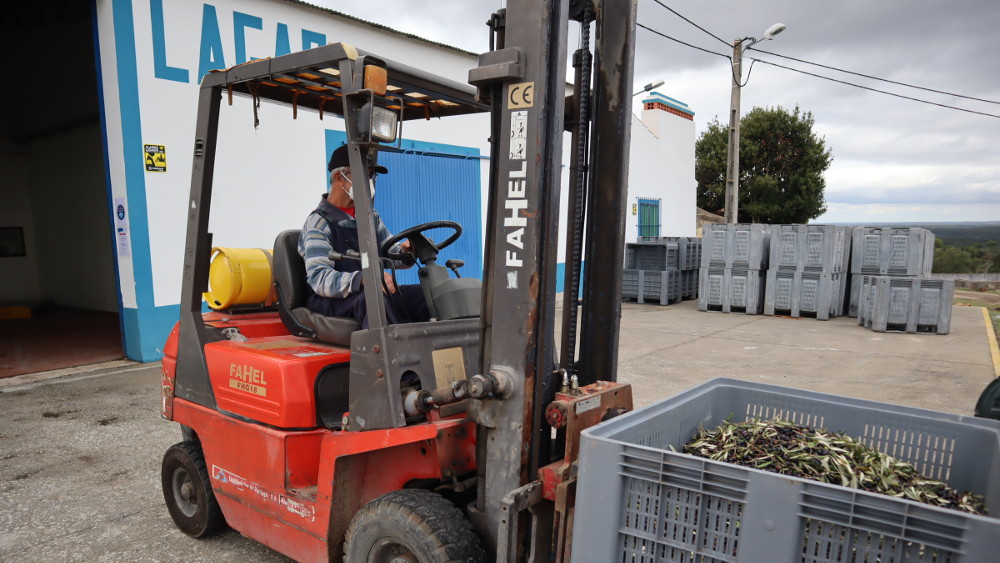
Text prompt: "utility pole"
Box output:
[[724, 38, 744, 224], [723, 23, 786, 224]]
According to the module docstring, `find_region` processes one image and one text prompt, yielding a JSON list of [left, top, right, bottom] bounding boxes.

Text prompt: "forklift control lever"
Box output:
[[328, 249, 361, 262], [445, 259, 465, 277]]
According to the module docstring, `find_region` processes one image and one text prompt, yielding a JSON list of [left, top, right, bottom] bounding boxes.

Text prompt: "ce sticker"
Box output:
[[508, 82, 535, 109]]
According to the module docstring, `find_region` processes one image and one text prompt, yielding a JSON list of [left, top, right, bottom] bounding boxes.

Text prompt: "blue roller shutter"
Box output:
[[325, 131, 482, 285]]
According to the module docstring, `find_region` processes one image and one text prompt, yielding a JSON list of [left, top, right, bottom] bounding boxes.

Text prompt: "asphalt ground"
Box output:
[[0, 301, 996, 562]]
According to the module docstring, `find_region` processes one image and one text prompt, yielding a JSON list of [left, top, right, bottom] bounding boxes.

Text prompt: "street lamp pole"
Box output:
[[724, 40, 745, 224], [723, 23, 786, 224]]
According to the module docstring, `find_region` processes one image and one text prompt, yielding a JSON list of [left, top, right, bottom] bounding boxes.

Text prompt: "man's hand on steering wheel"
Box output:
[[381, 221, 462, 264]]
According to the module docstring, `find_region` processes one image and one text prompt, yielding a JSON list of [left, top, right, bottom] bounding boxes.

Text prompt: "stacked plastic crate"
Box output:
[[763, 225, 851, 320], [848, 226, 935, 315], [857, 275, 955, 334], [678, 237, 702, 300], [698, 224, 770, 313], [622, 237, 702, 305], [849, 227, 951, 334]]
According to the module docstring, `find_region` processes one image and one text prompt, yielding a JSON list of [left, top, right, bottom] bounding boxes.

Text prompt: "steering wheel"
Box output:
[[381, 220, 463, 262]]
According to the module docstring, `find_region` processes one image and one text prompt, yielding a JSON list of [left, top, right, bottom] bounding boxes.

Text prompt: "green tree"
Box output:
[[695, 106, 833, 223], [932, 245, 977, 273]]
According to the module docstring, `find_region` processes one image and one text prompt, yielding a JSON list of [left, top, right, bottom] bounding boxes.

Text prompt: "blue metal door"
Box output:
[[638, 197, 661, 240]]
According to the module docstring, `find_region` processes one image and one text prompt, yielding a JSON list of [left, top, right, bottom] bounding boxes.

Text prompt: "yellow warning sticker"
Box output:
[[144, 144, 166, 172]]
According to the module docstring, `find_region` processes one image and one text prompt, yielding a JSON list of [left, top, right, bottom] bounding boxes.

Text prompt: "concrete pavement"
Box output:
[[0, 301, 995, 561], [617, 301, 996, 412], [0, 364, 289, 562]]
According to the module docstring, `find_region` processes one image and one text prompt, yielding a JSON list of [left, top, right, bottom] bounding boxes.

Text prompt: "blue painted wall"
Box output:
[[106, 0, 177, 361]]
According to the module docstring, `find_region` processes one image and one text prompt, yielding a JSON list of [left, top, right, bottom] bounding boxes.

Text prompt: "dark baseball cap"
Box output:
[[327, 144, 388, 175]]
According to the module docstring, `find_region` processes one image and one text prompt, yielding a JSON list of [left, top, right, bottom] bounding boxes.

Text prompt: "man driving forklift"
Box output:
[[298, 144, 430, 328]]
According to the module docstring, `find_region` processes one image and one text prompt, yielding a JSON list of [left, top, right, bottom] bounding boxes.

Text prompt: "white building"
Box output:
[[626, 92, 697, 242], [0, 1, 697, 364]]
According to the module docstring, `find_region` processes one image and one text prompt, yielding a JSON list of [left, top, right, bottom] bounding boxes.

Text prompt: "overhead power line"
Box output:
[[749, 46, 1000, 106], [644, 1, 999, 118], [635, 26, 1000, 120], [649, 0, 730, 47], [636, 22, 729, 60], [749, 58, 1000, 119]]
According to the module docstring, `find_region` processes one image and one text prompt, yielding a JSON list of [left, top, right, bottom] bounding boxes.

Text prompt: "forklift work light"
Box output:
[[358, 103, 399, 143]]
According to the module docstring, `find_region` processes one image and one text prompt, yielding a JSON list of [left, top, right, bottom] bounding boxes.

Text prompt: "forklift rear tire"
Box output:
[[343, 489, 486, 563], [161, 441, 226, 538]]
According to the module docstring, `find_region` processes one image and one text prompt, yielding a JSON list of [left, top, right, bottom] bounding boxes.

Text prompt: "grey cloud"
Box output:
[[316, 0, 1000, 222]]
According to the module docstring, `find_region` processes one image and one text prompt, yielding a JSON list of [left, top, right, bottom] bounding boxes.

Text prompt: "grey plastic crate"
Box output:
[[625, 243, 679, 272], [573, 378, 1000, 563], [670, 237, 702, 271], [851, 226, 935, 275], [698, 267, 765, 314], [848, 273, 865, 317], [685, 238, 702, 271], [701, 224, 771, 270], [680, 269, 698, 300], [849, 271, 925, 318], [623, 269, 681, 305], [629, 238, 703, 272], [849, 271, 900, 317], [856, 274, 878, 325], [859, 276, 954, 334], [764, 269, 844, 320], [770, 224, 850, 273]]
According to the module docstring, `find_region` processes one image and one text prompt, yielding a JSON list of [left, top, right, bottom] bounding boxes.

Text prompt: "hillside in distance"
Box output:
[[831, 221, 1000, 247]]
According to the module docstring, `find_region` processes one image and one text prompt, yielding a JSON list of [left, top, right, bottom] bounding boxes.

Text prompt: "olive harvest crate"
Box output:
[[572, 378, 1000, 563]]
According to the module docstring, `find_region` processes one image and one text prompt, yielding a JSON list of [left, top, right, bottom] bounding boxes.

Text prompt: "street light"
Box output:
[[633, 79, 664, 97], [724, 23, 786, 224]]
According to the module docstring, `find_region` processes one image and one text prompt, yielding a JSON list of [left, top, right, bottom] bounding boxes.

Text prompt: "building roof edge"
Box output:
[[642, 92, 695, 117], [282, 0, 479, 58]]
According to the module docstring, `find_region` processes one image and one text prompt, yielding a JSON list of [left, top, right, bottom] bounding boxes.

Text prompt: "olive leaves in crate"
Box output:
[[682, 418, 987, 515]]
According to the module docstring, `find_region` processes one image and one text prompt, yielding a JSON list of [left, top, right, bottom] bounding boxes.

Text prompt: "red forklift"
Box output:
[[160, 1, 638, 560]]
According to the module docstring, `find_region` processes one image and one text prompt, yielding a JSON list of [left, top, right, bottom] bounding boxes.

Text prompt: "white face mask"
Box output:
[[339, 170, 374, 201]]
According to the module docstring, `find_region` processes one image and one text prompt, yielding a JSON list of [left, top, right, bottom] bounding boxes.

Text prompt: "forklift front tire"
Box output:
[[343, 489, 486, 563], [161, 441, 226, 538]]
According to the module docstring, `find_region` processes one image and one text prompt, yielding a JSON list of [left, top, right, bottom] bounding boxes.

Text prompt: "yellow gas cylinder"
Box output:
[[202, 247, 276, 310]]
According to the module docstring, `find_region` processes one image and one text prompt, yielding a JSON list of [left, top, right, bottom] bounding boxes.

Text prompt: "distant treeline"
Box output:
[[918, 223, 1000, 274], [927, 224, 1000, 247]]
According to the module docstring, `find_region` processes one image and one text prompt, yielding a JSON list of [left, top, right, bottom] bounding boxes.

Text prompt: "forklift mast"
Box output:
[[468, 0, 637, 557]]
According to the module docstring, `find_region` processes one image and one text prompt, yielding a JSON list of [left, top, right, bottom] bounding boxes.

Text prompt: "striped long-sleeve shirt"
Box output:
[[298, 197, 404, 299]]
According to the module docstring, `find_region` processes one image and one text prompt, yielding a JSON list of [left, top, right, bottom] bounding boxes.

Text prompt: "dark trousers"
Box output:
[[307, 284, 429, 329]]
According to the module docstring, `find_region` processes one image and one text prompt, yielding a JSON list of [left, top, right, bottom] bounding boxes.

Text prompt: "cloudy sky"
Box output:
[[312, 0, 1000, 224]]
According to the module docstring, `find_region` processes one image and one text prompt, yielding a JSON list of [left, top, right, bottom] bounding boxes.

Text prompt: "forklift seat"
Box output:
[[272, 230, 360, 347]]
